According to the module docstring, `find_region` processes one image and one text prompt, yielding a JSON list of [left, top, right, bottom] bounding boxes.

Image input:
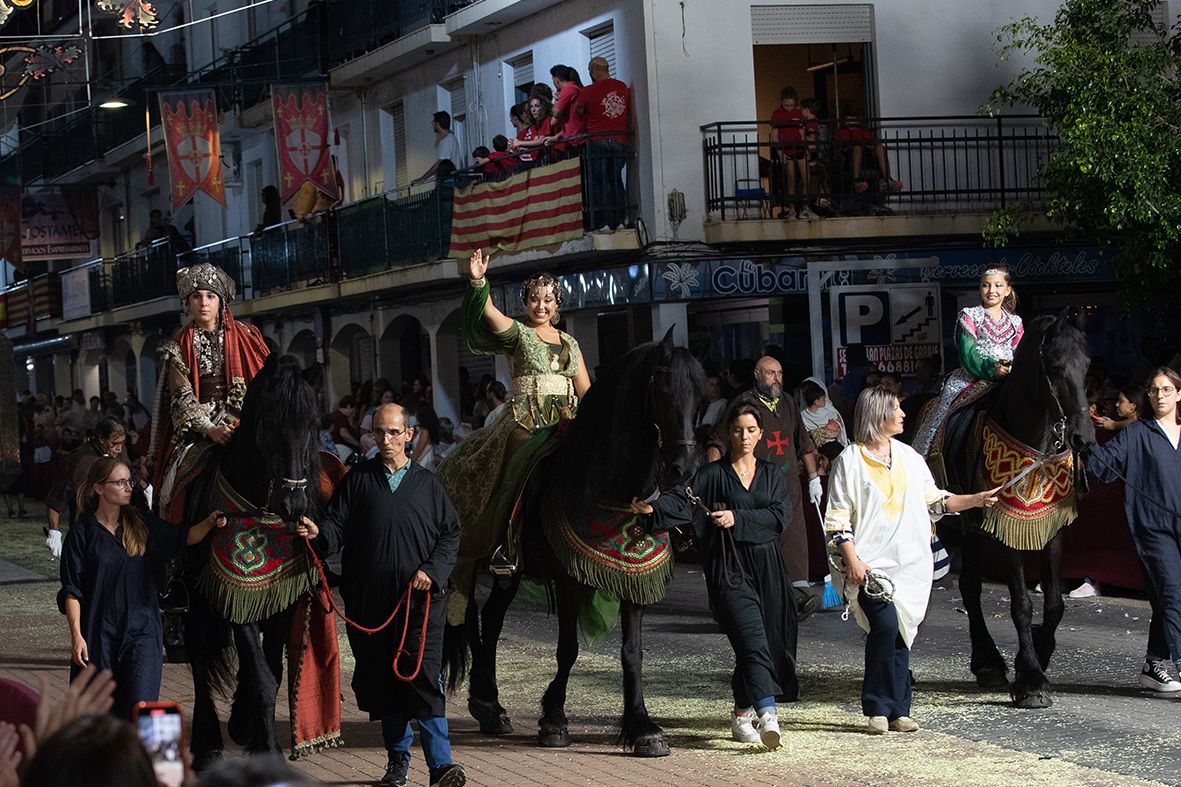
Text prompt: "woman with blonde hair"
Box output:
[[826, 386, 998, 734], [59, 456, 226, 717]]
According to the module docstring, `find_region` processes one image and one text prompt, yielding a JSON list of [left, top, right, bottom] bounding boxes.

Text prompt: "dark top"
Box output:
[[312, 459, 460, 716], [651, 459, 790, 547], [58, 511, 186, 667], [708, 391, 815, 505], [1087, 418, 1181, 531]]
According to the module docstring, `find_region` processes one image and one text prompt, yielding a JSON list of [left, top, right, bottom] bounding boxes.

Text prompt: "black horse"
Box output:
[[446, 331, 706, 756], [181, 354, 324, 768], [940, 310, 1093, 708]]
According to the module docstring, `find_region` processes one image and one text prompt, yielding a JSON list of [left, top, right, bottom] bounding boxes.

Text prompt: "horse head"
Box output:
[[232, 353, 323, 523], [645, 328, 709, 489], [1025, 309, 1095, 454]]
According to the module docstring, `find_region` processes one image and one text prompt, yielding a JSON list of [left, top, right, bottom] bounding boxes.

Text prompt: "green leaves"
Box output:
[[985, 0, 1181, 296]]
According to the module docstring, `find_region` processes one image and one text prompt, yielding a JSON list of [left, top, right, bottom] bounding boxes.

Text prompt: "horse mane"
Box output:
[[232, 353, 324, 515]]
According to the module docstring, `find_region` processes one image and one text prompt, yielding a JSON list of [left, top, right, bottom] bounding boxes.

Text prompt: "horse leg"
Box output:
[[538, 581, 579, 748], [1004, 546, 1053, 708], [184, 599, 224, 771], [959, 528, 1008, 688], [619, 601, 669, 758], [467, 574, 519, 735], [1033, 532, 1065, 670], [229, 608, 288, 746], [231, 621, 283, 754]]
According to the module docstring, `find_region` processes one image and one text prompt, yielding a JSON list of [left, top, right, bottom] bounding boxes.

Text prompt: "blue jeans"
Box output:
[[381, 714, 452, 770], [859, 589, 912, 719]]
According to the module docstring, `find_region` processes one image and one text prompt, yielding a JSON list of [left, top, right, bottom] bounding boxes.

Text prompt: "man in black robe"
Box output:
[[297, 404, 464, 787]]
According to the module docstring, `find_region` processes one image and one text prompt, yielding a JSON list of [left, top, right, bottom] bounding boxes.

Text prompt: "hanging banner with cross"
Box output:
[[272, 82, 339, 205], [159, 88, 226, 211]]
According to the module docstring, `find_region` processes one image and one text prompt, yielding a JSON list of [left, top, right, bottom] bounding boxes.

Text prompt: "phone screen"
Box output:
[[136, 706, 185, 787]]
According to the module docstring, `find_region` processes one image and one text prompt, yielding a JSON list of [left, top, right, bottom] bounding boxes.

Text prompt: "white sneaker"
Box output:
[[730, 710, 760, 743], [1068, 579, 1100, 599], [798, 207, 819, 219], [756, 710, 781, 749], [1032, 583, 1043, 594], [1139, 659, 1181, 693]]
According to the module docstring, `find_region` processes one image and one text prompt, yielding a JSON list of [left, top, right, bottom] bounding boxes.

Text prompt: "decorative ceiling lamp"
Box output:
[[95, 0, 160, 30]]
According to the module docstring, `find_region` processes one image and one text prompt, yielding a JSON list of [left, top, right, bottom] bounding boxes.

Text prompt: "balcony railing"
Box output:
[[701, 115, 1055, 221], [336, 185, 451, 278], [250, 218, 335, 296], [325, 0, 471, 65]]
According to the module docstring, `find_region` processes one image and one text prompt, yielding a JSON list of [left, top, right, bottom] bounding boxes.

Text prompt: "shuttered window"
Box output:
[[750, 4, 874, 45], [586, 22, 616, 76], [507, 52, 533, 102], [447, 77, 467, 122], [392, 102, 407, 188]]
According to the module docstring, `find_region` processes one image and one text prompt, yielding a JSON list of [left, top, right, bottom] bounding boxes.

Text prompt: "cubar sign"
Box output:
[[830, 283, 942, 377]]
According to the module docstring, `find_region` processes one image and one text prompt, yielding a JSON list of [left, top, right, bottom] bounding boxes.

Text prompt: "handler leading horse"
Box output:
[[446, 331, 706, 756], [924, 309, 1093, 708]]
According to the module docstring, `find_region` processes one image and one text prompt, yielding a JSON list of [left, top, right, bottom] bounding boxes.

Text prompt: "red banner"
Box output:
[[159, 89, 226, 210], [272, 83, 338, 204], [449, 158, 585, 257], [0, 190, 21, 268]]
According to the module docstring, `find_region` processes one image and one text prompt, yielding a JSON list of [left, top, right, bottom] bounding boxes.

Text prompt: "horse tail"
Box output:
[[443, 621, 470, 693], [183, 588, 238, 698]]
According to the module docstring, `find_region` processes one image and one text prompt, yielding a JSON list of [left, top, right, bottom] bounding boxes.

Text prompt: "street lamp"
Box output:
[[95, 85, 132, 110]]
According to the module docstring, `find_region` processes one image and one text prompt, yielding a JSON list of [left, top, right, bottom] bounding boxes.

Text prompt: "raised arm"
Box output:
[[467, 249, 514, 334]]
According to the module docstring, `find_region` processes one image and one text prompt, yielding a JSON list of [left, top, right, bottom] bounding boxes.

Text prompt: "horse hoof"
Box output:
[[468, 697, 513, 735], [227, 711, 252, 746], [538, 728, 570, 748], [974, 667, 1009, 690], [631, 735, 670, 758], [191, 750, 222, 773], [1011, 687, 1053, 709], [479, 715, 514, 735]]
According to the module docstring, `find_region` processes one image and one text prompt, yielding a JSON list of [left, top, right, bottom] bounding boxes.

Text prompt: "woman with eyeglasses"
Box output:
[[1086, 367, 1181, 692], [58, 456, 226, 718]]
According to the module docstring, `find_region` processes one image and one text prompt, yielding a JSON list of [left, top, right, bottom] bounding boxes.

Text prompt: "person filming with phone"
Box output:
[[58, 456, 226, 719]]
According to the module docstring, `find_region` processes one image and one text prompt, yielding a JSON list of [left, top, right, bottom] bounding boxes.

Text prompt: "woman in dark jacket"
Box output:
[[1086, 366, 1181, 690], [632, 402, 793, 750]]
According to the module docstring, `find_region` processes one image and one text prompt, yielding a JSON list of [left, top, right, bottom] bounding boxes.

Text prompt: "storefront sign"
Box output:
[[652, 258, 808, 301], [503, 264, 650, 317], [830, 283, 942, 377], [61, 266, 92, 321], [21, 189, 100, 261]]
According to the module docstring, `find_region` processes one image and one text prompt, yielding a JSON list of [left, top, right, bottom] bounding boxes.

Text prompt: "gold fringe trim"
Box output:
[[979, 502, 1077, 551], [288, 731, 344, 760]]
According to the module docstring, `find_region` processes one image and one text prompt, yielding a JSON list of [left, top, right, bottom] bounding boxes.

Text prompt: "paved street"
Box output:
[[2, 507, 1176, 787]]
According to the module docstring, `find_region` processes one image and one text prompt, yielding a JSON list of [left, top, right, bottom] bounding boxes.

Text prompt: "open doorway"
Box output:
[[752, 43, 873, 122]]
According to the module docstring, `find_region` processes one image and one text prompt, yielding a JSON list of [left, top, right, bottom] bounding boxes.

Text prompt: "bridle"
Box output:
[[646, 364, 696, 456]]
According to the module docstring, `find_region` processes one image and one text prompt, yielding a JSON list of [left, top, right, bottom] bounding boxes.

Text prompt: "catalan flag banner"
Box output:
[[449, 158, 584, 257], [272, 82, 339, 204], [159, 89, 225, 210]]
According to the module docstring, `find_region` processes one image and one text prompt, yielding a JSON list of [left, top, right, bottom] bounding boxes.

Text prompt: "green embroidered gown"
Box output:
[[437, 281, 581, 622]]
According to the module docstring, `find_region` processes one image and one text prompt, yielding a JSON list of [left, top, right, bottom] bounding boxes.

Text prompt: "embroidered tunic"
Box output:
[[914, 306, 1024, 456], [823, 441, 949, 648]]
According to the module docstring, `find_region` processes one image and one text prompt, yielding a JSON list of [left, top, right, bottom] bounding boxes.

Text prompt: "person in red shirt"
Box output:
[[508, 95, 554, 164], [834, 111, 904, 198], [330, 395, 361, 454], [574, 56, 630, 229], [474, 135, 517, 180], [769, 86, 813, 220], [509, 103, 534, 167], [550, 64, 586, 153]]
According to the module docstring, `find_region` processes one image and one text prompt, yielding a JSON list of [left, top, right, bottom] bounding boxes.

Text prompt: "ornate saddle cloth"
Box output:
[[195, 470, 315, 624], [544, 494, 674, 607], [975, 418, 1076, 551]]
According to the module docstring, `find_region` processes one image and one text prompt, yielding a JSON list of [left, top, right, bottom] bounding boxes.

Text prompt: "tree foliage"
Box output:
[[983, 0, 1181, 291]]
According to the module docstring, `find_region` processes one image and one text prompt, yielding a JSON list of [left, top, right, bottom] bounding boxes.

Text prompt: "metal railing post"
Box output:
[[996, 116, 1007, 209]]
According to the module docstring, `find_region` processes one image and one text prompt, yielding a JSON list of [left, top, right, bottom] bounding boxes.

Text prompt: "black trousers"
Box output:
[[859, 589, 912, 719]]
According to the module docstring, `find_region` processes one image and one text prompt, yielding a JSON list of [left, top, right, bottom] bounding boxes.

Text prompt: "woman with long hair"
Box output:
[[826, 387, 997, 733], [1086, 367, 1181, 692], [913, 265, 1023, 457], [59, 456, 226, 718]]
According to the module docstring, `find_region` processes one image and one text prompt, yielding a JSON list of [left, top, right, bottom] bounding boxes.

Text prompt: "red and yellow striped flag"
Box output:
[[449, 158, 584, 257]]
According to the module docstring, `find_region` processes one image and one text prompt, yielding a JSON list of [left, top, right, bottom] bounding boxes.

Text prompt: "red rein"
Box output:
[[302, 536, 430, 683]]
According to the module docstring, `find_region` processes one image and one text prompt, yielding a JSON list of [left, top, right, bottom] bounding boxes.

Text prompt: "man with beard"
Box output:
[[708, 356, 822, 633]]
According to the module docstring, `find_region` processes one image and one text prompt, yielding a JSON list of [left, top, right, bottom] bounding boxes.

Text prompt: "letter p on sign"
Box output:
[[841, 294, 886, 344]]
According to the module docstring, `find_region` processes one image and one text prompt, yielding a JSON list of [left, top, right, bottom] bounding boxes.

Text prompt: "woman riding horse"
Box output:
[[437, 249, 591, 619], [149, 262, 270, 520], [913, 265, 1023, 460]]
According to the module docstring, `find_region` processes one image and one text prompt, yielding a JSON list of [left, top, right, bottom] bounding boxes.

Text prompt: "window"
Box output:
[[445, 77, 467, 164], [585, 22, 616, 76], [506, 52, 534, 104]]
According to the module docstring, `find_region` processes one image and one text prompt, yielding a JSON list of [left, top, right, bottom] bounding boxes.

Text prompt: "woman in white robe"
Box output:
[[824, 386, 998, 734]]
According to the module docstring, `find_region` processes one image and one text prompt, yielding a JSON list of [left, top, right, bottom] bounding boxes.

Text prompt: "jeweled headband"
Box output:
[[520, 273, 564, 306], [981, 267, 1010, 279]]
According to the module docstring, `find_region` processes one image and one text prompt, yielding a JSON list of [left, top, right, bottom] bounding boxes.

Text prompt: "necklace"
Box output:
[[865, 443, 892, 468]]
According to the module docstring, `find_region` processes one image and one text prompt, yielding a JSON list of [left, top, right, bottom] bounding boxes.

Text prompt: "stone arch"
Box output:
[[286, 328, 318, 368], [328, 322, 374, 406], [106, 336, 136, 401], [379, 315, 428, 397]]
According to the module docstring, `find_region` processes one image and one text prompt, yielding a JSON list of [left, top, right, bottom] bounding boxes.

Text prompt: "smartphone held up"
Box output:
[[134, 701, 187, 787]]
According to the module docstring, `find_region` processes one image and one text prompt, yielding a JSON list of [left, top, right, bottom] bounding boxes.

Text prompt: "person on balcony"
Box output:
[[574, 56, 631, 230], [509, 102, 535, 167], [139, 209, 189, 251], [507, 95, 556, 165], [770, 87, 815, 220], [549, 64, 586, 156], [436, 249, 591, 617], [148, 263, 270, 521], [414, 111, 463, 185], [912, 266, 1023, 460], [834, 111, 904, 213]]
